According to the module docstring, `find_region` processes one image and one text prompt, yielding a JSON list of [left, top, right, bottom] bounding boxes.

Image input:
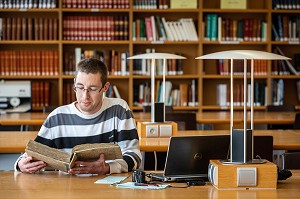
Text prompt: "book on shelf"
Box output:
[[133, 16, 198, 42], [275, 46, 300, 76], [179, 83, 188, 106], [216, 84, 227, 106], [112, 85, 121, 98], [271, 79, 284, 106], [297, 80, 300, 103], [25, 140, 123, 173], [273, 0, 300, 10], [0, 50, 58, 76]]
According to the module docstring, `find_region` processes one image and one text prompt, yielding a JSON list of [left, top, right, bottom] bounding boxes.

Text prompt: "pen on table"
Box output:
[[134, 182, 159, 187]]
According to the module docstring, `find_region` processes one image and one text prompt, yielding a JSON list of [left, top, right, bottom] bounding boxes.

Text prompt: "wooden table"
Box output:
[[1, 130, 300, 153], [0, 171, 299, 199], [0, 112, 48, 126], [0, 111, 296, 126], [134, 111, 297, 124]]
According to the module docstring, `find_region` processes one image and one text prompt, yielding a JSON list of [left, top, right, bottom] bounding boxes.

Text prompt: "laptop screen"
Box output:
[[164, 135, 230, 177]]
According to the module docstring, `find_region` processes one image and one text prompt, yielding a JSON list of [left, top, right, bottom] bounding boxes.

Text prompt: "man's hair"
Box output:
[[76, 58, 108, 86]]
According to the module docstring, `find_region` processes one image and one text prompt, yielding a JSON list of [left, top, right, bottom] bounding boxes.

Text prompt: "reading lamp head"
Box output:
[[128, 52, 186, 123]]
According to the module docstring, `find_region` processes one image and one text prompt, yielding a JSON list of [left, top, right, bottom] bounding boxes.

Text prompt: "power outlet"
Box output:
[[159, 125, 172, 137], [237, 167, 257, 187], [146, 125, 159, 137]]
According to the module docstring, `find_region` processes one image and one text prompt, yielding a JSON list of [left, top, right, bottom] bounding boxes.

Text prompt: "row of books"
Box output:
[[0, 17, 58, 40], [134, 0, 168, 9], [269, 79, 299, 106], [133, 0, 197, 9], [272, 15, 300, 42], [0, 50, 59, 76], [272, 0, 300, 10], [216, 59, 268, 76], [216, 82, 267, 107], [63, 15, 128, 41], [273, 46, 300, 76], [64, 48, 129, 76], [31, 81, 50, 109], [0, 0, 57, 8], [133, 16, 198, 41], [134, 80, 198, 107], [133, 48, 183, 76], [62, 0, 129, 9], [204, 14, 267, 42]]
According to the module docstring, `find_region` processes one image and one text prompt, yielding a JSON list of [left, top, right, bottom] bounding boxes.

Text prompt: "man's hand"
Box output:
[[18, 155, 47, 173], [68, 153, 110, 175]]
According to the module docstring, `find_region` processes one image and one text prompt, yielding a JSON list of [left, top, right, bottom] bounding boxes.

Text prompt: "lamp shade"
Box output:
[[195, 50, 290, 60], [128, 53, 186, 60]]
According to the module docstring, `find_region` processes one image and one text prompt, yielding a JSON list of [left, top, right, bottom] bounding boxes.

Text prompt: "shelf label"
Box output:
[[220, 106, 229, 110], [19, 8, 28, 12], [219, 41, 240, 44], [151, 41, 164, 44], [91, 8, 100, 12], [288, 41, 299, 45]]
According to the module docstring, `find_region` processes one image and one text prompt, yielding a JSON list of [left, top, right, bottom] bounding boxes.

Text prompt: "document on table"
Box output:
[[95, 176, 129, 185]]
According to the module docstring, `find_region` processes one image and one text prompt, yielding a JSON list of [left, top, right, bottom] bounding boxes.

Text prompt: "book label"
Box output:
[[170, 0, 197, 9], [220, 0, 247, 9]]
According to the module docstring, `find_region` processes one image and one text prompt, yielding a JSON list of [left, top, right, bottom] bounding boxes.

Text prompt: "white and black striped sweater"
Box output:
[[15, 97, 142, 173]]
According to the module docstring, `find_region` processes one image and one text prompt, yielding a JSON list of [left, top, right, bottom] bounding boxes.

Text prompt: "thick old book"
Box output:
[[25, 140, 123, 172]]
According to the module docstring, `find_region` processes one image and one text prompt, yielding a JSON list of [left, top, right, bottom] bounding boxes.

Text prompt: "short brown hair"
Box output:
[[76, 58, 108, 86]]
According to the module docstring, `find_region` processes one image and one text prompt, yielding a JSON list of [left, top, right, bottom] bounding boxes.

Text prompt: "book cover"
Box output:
[[113, 85, 121, 98], [179, 83, 188, 106], [25, 140, 123, 173]]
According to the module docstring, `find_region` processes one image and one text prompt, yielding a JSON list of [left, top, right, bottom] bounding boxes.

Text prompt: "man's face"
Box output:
[[73, 71, 106, 115]]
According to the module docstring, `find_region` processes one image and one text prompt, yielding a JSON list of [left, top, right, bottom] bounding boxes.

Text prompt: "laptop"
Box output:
[[149, 135, 230, 182]]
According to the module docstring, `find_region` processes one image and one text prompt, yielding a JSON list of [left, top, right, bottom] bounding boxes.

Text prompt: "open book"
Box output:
[[25, 140, 123, 172]]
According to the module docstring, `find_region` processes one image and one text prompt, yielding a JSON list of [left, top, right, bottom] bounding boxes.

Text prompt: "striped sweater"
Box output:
[[15, 97, 142, 173]]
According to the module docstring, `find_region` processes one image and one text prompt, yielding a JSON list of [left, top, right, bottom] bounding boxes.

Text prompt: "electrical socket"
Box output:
[[146, 125, 159, 137], [159, 125, 172, 137]]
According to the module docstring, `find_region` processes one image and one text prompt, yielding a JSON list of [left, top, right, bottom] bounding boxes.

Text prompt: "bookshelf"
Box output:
[[0, 0, 299, 112]]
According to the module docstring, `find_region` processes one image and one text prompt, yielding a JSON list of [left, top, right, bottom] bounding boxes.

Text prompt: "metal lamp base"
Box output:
[[220, 158, 267, 165]]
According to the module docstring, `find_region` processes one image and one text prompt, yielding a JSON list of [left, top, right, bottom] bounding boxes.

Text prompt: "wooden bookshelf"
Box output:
[[0, 0, 299, 112]]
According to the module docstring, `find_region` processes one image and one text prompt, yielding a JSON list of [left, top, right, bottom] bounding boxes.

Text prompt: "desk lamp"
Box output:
[[128, 53, 186, 137], [196, 50, 290, 164]]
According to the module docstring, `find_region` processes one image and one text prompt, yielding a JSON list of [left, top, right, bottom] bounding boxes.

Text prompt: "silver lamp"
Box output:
[[128, 53, 186, 123], [196, 50, 290, 164]]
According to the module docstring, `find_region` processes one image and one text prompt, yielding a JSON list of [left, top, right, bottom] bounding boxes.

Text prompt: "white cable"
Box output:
[[154, 151, 157, 171]]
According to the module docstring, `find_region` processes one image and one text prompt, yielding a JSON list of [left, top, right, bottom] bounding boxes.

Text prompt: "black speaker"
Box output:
[[154, 102, 164, 122], [232, 129, 252, 163]]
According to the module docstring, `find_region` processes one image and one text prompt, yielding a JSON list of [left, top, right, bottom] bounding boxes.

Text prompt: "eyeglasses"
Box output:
[[73, 85, 103, 95]]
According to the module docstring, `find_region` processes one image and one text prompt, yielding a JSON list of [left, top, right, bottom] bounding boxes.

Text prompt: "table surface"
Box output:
[[134, 111, 297, 124], [1, 130, 300, 153], [0, 111, 297, 125], [0, 171, 299, 199]]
